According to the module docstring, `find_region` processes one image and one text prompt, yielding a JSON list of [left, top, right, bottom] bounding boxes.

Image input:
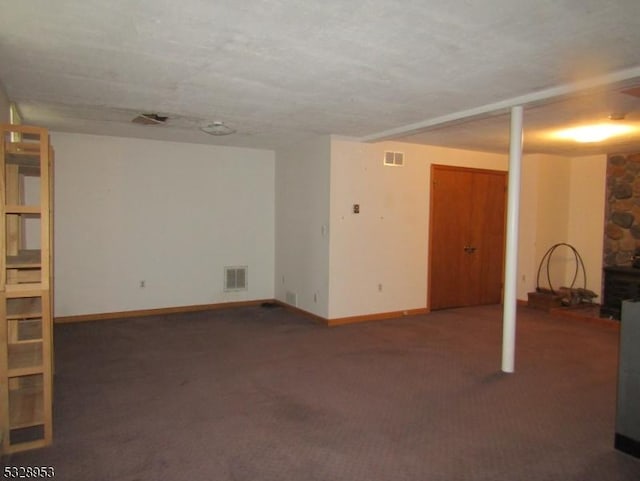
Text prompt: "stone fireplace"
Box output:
[[604, 152, 640, 266], [601, 152, 640, 319]]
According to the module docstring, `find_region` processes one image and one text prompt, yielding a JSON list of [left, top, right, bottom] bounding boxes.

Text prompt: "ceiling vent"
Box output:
[[131, 113, 169, 125], [384, 151, 404, 166]]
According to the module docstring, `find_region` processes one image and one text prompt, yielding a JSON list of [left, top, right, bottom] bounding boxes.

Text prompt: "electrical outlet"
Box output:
[[140, 280, 146, 288], [353, 204, 360, 214], [378, 283, 383, 292]]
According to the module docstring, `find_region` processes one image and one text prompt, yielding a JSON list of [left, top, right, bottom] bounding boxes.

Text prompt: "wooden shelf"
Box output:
[[1, 123, 53, 453], [4, 143, 41, 176], [5, 153, 40, 168], [7, 297, 42, 319], [9, 376, 44, 429], [7, 342, 43, 376], [6, 252, 43, 287], [7, 250, 41, 269], [5, 284, 44, 298], [5, 142, 42, 155], [7, 269, 42, 285], [4, 205, 41, 215], [8, 319, 42, 342]]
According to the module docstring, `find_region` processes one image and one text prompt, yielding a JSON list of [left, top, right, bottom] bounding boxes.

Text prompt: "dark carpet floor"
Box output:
[[2, 304, 640, 480]]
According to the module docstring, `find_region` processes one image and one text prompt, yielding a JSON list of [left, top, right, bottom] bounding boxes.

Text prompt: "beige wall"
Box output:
[[516, 154, 540, 299], [328, 138, 508, 319], [567, 154, 606, 297], [328, 140, 607, 317], [533, 154, 573, 292], [0, 82, 9, 123], [519, 153, 606, 299]]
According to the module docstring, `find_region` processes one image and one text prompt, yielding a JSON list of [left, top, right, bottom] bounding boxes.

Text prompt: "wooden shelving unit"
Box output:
[[0, 124, 53, 453]]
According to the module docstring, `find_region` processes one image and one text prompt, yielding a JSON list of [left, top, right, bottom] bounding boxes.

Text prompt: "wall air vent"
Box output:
[[224, 266, 248, 291], [285, 291, 297, 307], [131, 113, 169, 125], [384, 151, 404, 166]]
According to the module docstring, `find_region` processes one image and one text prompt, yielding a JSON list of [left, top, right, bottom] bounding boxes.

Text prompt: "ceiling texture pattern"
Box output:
[[1, 0, 640, 153]]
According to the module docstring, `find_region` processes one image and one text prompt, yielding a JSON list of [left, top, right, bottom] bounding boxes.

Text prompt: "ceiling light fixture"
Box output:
[[608, 112, 626, 121], [200, 121, 236, 136], [553, 123, 634, 143]]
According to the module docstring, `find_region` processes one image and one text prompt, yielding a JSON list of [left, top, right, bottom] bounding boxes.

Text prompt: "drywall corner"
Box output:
[[0, 82, 10, 123], [275, 135, 331, 318]]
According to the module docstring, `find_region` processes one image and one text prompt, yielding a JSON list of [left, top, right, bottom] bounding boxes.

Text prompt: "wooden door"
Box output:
[[429, 165, 507, 310]]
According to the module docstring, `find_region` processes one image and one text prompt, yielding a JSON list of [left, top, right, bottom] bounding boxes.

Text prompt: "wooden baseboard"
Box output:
[[56, 299, 430, 328], [272, 301, 328, 325], [327, 308, 430, 327], [274, 301, 429, 327], [56, 300, 564, 326], [54, 299, 272, 324]]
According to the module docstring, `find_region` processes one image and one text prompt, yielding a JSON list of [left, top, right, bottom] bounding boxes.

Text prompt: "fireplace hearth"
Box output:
[[601, 265, 640, 320]]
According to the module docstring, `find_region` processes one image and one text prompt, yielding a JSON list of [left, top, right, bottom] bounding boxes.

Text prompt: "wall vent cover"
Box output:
[[384, 151, 404, 166], [224, 266, 248, 291], [285, 291, 297, 306]]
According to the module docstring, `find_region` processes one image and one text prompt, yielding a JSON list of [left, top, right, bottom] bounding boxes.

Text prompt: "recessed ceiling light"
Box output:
[[200, 121, 236, 136], [553, 123, 634, 143]]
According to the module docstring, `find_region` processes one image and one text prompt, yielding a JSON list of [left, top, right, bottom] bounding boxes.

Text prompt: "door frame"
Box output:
[[427, 164, 508, 310]]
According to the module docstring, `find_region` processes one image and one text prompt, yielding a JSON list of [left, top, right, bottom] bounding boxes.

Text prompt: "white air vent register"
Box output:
[[384, 151, 404, 166], [224, 266, 248, 291]]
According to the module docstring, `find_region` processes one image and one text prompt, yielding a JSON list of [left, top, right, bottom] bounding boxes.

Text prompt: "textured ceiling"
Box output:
[[1, 0, 640, 153], [397, 81, 640, 155]]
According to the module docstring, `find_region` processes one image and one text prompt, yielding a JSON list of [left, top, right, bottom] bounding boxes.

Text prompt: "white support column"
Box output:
[[502, 105, 524, 373]]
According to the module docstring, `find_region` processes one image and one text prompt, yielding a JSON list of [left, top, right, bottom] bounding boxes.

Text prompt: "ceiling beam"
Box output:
[[360, 65, 640, 143]]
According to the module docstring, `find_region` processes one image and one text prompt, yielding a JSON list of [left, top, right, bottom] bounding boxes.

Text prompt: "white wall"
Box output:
[[328, 138, 508, 319], [51, 132, 275, 317], [274, 136, 331, 318]]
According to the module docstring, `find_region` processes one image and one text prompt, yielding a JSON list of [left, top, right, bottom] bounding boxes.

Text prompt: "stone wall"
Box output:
[[604, 152, 640, 266]]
